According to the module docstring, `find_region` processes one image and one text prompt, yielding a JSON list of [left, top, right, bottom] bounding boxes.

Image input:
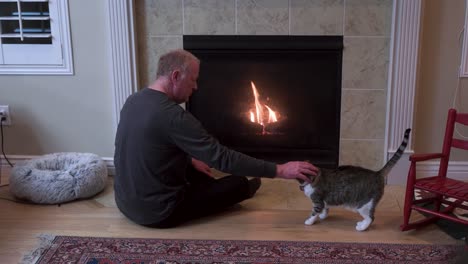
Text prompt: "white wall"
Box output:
[[416, 0, 468, 161], [0, 0, 115, 158]]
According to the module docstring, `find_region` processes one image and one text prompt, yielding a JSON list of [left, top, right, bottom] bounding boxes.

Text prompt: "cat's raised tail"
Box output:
[[378, 128, 411, 176]]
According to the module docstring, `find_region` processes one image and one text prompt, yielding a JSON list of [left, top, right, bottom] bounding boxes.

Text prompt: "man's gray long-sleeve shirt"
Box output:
[[114, 88, 276, 225]]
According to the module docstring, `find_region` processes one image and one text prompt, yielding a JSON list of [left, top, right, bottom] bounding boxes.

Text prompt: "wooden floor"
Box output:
[[0, 168, 461, 263]]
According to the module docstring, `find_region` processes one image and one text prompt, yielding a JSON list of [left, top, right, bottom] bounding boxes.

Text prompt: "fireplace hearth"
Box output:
[[184, 35, 343, 168]]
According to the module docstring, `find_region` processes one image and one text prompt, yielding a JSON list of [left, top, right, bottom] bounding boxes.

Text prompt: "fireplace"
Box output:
[[184, 35, 343, 168]]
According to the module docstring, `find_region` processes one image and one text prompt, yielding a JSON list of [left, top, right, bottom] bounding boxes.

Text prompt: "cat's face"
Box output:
[[297, 179, 308, 191], [296, 173, 315, 191], [297, 174, 316, 197], [298, 181, 314, 197]]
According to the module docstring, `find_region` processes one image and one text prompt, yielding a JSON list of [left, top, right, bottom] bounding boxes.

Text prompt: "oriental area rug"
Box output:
[[26, 235, 465, 264]]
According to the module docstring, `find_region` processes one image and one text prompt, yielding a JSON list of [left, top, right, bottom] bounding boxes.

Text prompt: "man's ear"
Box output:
[[170, 70, 180, 82]]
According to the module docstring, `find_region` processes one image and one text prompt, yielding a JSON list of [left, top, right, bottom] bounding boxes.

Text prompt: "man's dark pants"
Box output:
[[145, 166, 252, 228]]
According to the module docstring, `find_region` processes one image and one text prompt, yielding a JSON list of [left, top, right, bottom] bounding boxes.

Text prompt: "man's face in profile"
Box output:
[[172, 60, 199, 104]]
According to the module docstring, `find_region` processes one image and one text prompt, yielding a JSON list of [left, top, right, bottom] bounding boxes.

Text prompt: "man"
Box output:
[[114, 49, 318, 228]]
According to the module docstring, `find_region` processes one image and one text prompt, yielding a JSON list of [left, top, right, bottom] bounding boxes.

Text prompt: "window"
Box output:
[[0, 0, 73, 75]]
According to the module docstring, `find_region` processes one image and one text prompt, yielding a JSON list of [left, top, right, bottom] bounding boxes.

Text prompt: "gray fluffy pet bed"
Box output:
[[10, 152, 108, 204]]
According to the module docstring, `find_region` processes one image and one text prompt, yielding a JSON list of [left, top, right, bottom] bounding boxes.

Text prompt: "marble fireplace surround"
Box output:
[[106, 0, 421, 184]]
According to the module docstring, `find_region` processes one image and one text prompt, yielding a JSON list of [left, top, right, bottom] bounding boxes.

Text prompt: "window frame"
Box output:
[[0, 0, 73, 75]]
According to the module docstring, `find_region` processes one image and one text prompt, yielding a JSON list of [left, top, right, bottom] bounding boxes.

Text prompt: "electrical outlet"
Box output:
[[0, 105, 11, 126]]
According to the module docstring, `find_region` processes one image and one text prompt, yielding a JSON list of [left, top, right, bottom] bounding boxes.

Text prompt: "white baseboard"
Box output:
[[380, 152, 467, 185], [416, 161, 468, 182], [388, 160, 468, 185], [0, 155, 116, 183]]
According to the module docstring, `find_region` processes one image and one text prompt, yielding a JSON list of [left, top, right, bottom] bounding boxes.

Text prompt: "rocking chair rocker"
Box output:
[[400, 108, 468, 231]]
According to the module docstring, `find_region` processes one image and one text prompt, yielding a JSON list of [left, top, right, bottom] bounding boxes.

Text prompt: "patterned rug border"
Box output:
[[47, 235, 462, 247], [33, 235, 466, 264]]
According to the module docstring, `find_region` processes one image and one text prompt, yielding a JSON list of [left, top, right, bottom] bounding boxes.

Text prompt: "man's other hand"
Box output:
[[191, 158, 214, 177]]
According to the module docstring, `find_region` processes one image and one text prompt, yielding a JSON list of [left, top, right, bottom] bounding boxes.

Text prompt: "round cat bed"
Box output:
[[9, 152, 108, 204]]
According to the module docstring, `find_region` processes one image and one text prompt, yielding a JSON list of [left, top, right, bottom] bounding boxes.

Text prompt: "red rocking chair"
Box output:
[[400, 108, 468, 231]]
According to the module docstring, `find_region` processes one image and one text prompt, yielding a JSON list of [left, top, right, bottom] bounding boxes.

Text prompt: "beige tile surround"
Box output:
[[136, 0, 393, 170]]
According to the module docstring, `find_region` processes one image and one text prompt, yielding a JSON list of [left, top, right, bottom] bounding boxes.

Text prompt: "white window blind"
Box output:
[[0, 0, 73, 74]]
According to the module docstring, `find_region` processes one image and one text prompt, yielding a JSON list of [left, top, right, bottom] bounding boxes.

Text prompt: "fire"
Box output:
[[248, 81, 279, 134], [265, 105, 278, 123]]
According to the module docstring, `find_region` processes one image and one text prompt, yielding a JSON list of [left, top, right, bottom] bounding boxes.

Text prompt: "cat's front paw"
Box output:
[[355, 219, 372, 231], [319, 208, 329, 220], [304, 215, 318, 225]]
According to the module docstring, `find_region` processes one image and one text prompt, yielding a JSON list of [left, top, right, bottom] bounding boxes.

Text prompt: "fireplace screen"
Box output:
[[184, 36, 343, 168]]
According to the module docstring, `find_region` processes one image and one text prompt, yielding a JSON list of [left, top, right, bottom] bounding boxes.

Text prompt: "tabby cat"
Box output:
[[298, 128, 411, 231]]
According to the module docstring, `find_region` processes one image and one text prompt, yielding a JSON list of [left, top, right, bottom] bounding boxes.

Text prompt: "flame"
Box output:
[[265, 105, 277, 123], [248, 81, 279, 134], [249, 111, 255, 123]]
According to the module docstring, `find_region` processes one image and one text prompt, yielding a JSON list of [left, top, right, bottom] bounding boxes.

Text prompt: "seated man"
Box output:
[[114, 49, 318, 228]]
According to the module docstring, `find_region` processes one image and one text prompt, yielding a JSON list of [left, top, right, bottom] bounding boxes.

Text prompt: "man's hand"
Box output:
[[275, 161, 319, 183], [191, 158, 214, 177]]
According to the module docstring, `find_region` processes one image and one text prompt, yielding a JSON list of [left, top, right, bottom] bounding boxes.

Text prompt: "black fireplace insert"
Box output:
[[184, 35, 343, 168]]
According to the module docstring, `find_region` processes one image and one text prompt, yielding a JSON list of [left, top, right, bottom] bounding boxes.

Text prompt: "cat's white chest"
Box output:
[[303, 184, 315, 197]]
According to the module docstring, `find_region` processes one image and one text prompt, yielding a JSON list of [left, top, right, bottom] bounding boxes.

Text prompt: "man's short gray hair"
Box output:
[[156, 49, 199, 79]]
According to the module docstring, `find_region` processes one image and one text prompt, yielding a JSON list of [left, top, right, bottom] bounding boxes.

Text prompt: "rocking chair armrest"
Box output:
[[409, 153, 444, 162]]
